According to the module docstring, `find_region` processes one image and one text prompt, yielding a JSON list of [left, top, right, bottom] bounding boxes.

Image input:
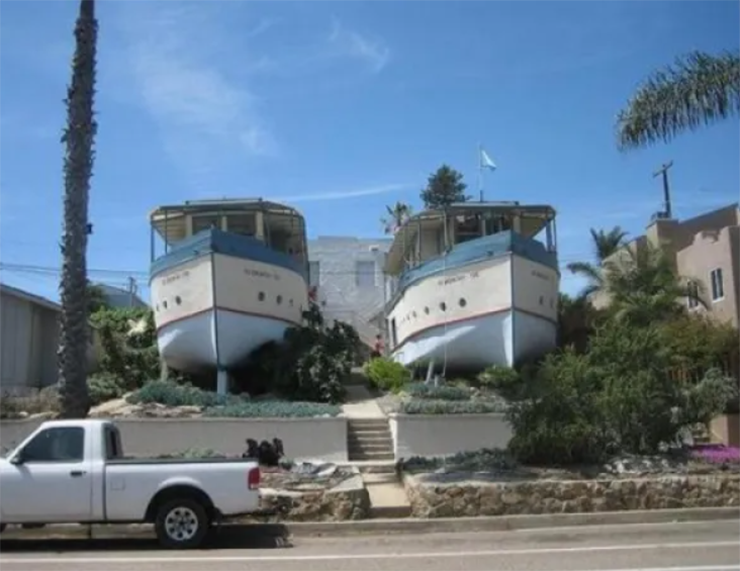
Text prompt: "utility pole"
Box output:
[[127, 276, 136, 307], [653, 160, 674, 219]]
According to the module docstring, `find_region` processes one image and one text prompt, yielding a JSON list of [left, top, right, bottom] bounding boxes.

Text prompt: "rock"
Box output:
[[403, 472, 740, 518]]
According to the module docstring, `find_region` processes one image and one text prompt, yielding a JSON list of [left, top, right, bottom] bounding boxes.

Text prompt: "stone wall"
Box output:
[[260, 474, 370, 521], [403, 473, 740, 518]]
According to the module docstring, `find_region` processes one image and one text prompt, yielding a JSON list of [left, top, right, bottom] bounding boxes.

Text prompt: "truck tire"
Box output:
[[154, 498, 210, 550], [0, 524, 5, 533]]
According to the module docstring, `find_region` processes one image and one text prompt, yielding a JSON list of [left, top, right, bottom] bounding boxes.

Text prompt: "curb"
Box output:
[[1, 507, 738, 541]]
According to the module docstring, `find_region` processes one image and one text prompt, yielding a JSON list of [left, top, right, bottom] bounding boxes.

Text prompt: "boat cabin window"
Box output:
[[224, 213, 257, 238], [483, 215, 512, 236], [455, 214, 482, 245], [192, 214, 222, 234]]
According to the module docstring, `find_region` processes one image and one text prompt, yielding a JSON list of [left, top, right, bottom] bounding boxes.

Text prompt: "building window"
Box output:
[[276, 295, 283, 305], [258, 292, 265, 302], [424, 306, 430, 315], [355, 260, 376, 288], [163, 300, 168, 309], [710, 268, 724, 301], [175, 296, 182, 305], [539, 295, 544, 305], [439, 302, 447, 312], [308, 261, 320, 288], [459, 298, 467, 307]]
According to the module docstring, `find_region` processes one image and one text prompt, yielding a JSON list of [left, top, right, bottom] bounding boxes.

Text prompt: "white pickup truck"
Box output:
[[0, 419, 261, 549]]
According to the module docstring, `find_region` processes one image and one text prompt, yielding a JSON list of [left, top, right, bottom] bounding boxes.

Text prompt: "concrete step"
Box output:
[[366, 482, 412, 519], [349, 444, 394, 453], [349, 450, 396, 461], [349, 421, 390, 428], [348, 433, 392, 443], [362, 472, 400, 485], [340, 460, 397, 474], [349, 442, 393, 452]]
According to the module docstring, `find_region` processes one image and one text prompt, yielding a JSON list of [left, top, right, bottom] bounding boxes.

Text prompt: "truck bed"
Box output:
[[110, 457, 257, 465]]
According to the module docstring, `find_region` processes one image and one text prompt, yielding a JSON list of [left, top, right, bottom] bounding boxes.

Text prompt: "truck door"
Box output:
[[1, 426, 92, 523]]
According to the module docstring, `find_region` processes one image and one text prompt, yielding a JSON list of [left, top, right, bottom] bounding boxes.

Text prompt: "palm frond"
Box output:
[[616, 50, 740, 151]]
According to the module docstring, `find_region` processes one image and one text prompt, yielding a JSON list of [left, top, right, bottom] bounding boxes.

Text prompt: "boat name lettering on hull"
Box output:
[[244, 268, 281, 281], [436, 270, 480, 286], [531, 270, 551, 281], [161, 270, 190, 286]]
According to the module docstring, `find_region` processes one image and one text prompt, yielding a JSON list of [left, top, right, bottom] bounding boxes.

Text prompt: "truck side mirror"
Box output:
[[10, 451, 25, 465]]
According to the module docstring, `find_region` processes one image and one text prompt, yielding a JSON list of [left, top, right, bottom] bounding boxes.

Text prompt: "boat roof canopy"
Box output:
[[149, 198, 306, 244], [384, 202, 556, 275]]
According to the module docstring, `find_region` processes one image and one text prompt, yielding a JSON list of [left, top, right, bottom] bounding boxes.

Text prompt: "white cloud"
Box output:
[[275, 183, 411, 203], [115, 3, 276, 185], [328, 17, 390, 74]]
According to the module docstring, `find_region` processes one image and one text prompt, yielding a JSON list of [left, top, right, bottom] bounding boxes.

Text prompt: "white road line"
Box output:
[[1, 540, 738, 564]]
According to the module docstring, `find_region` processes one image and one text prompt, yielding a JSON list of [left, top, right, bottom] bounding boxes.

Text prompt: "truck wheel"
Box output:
[[154, 498, 210, 550]]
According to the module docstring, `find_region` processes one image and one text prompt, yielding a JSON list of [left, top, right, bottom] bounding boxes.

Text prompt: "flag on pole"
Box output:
[[479, 148, 497, 171]]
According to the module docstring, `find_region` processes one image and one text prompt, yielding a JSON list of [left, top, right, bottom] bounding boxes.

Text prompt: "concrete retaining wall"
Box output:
[[0, 417, 348, 462], [389, 413, 513, 460]]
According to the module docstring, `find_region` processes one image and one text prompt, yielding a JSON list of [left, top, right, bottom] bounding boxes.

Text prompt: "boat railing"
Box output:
[[394, 230, 557, 294]]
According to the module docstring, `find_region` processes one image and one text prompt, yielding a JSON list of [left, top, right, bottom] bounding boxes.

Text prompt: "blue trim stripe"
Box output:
[[394, 231, 558, 297], [150, 228, 307, 281]]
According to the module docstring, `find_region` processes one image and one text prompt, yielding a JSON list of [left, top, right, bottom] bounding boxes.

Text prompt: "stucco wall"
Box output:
[[389, 413, 513, 460], [0, 417, 348, 462], [307, 236, 391, 344]]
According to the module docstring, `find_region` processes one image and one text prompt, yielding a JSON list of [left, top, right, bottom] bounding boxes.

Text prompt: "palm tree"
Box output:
[[380, 201, 413, 234], [603, 244, 705, 326], [566, 226, 628, 298], [58, 0, 98, 418], [616, 50, 740, 151]]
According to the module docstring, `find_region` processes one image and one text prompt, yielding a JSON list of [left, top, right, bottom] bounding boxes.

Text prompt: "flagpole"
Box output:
[[477, 142, 484, 202]]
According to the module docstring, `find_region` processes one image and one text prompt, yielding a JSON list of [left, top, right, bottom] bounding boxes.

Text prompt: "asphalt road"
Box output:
[[1, 519, 739, 571]]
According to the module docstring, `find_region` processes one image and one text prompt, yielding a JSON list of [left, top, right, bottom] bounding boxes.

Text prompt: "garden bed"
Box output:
[[88, 380, 341, 419], [401, 447, 740, 518], [377, 381, 508, 416]]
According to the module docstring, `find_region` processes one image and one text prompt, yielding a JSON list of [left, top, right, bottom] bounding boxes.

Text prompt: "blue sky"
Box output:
[[1, 0, 738, 303]]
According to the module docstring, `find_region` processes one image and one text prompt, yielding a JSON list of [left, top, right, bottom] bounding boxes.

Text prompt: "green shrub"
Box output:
[[402, 448, 518, 473], [241, 303, 358, 404], [476, 364, 523, 399], [506, 349, 614, 465], [205, 400, 341, 418], [399, 399, 507, 415], [506, 319, 739, 466], [87, 373, 126, 406], [363, 357, 411, 393], [405, 382, 470, 401], [128, 380, 340, 418], [127, 380, 235, 408]]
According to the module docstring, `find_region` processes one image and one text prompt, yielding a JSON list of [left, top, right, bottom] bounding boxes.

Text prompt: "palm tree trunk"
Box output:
[[58, 0, 98, 418]]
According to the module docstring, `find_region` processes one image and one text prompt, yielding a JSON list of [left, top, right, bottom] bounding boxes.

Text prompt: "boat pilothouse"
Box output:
[[383, 201, 559, 374], [148, 199, 310, 394]]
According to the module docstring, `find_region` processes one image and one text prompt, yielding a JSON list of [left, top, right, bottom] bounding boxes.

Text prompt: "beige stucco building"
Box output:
[[593, 203, 740, 328], [0, 284, 100, 396]]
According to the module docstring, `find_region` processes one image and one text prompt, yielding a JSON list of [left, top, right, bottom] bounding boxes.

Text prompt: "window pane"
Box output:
[[356, 261, 376, 288], [308, 261, 320, 288], [23, 427, 85, 462]]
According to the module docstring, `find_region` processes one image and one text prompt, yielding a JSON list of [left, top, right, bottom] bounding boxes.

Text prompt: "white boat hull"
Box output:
[[387, 237, 559, 370], [150, 231, 308, 374], [156, 309, 295, 372]]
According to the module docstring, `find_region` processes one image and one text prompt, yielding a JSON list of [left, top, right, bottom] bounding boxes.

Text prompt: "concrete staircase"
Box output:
[[347, 419, 395, 462], [363, 471, 412, 518]]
